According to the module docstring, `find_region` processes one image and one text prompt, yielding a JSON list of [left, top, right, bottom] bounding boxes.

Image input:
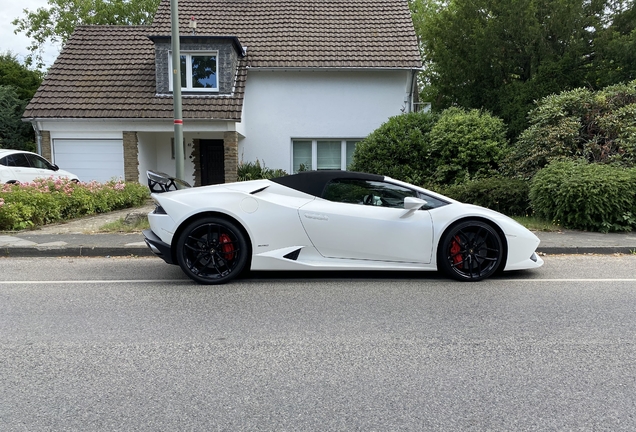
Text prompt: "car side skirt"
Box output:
[[250, 245, 437, 271]]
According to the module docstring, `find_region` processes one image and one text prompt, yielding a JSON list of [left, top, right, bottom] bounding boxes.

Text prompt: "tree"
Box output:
[[592, 1, 636, 87], [0, 86, 35, 151], [411, 0, 636, 138], [0, 54, 43, 150], [12, 0, 161, 68], [0, 53, 43, 100]]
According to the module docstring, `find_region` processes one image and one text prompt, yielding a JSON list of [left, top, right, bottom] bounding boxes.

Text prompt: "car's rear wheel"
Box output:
[[438, 220, 503, 281], [176, 216, 248, 285]]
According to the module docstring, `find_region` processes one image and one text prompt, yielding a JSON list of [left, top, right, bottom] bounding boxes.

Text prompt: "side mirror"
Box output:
[[404, 196, 427, 210], [52, 164, 60, 171]]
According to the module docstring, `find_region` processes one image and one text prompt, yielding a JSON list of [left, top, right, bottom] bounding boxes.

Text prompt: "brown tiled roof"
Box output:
[[25, 0, 421, 120], [24, 25, 246, 120], [151, 0, 422, 69]]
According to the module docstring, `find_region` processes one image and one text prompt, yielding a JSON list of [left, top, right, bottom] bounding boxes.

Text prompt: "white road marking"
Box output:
[[0, 279, 189, 284], [497, 278, 636, 282]]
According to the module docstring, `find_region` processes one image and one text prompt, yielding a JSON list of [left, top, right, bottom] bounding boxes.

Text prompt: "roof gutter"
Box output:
[[246, 66, 424, 72]]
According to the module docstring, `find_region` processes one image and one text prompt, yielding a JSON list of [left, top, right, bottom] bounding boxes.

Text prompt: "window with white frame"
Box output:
[[292, 139, 361, 172], [169, 52, 218, 91]]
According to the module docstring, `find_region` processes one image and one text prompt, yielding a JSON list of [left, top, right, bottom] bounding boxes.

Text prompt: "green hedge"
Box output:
[[529, 160, 636, 232], [0, 178, 149, 231], [237, 160, 287, 181], [437, 177, 530, 216]]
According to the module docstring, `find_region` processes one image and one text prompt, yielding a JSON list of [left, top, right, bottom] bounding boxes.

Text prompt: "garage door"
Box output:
[[53, 139, 125, 183]]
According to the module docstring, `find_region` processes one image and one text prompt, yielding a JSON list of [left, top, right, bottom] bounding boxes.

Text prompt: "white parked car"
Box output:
[[143, 170, 543, 284], [0, 149, 79, 184]]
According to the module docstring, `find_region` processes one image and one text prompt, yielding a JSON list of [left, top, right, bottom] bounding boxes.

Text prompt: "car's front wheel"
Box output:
[[437, 220, 503, 281], [176, 216, 248, 285]]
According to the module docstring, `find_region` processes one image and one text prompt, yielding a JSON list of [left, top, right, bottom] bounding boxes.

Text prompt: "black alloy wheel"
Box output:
[[438, 220, 503, 281], [176, 216, 248, 285]]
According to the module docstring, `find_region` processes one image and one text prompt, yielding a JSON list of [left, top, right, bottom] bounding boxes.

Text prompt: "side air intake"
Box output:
[[283, 249, 302, 261]]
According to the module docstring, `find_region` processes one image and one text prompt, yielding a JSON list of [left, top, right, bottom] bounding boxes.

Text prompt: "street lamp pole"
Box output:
[[170, 0, 185, 180]]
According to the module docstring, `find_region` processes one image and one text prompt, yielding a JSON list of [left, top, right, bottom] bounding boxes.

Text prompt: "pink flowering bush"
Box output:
[[0, 177, 149, 231]]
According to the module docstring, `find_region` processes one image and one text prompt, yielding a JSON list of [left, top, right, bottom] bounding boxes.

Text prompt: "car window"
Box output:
[[417, 192, 450, 210], [25, 153, 54, 170], [4, 153, 31, 168], [323, 179, 418, 209], [0, 156, 7, 166]]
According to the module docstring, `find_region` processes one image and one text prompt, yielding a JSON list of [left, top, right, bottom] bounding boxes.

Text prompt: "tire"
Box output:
[[437, 220, 503, 282], [176, 216, 249, 285]]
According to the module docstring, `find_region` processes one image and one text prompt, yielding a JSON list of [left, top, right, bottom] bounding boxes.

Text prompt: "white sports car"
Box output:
[[143, 170, 543, 284]]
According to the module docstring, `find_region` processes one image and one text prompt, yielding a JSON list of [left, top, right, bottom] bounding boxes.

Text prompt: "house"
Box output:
[[23, 0, 422, 185]]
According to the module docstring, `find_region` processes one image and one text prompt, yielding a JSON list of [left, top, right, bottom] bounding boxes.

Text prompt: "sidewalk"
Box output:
[[2, 205, 636, 257]]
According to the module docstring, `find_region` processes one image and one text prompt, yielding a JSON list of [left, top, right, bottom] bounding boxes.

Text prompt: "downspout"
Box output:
[[405, 69, 418, 113], [32, 121, 42, 155]]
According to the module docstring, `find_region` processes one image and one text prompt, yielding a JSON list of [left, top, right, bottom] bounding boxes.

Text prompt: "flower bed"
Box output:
[[0, 177, 149, 231]]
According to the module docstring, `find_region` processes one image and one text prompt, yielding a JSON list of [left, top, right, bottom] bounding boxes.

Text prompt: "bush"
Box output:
[[427, 107, 509, 184], [0, 178, 149, 231], [529, 160, 636, 232], [506, 81, 636, 178], [350, 108, 508, 186], [349, 110, 438, 185], [237, 160, 287, 181], [437, 177, 530, 216]]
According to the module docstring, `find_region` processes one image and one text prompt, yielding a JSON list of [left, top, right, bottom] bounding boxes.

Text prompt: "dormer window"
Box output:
[[169, 51, 218, 92], [152, 36, 244, 96]]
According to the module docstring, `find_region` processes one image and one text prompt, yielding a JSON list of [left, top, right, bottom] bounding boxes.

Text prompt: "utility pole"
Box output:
[[170, 0, 185, 179]]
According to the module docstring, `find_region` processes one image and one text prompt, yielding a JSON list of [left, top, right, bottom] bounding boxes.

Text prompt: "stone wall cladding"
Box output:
[[123, 132, 140, 183], [223, 131, 238, 183], [155, 38, 238, 95], [192, 139, 201, 186], [41, 131, 52, 161]]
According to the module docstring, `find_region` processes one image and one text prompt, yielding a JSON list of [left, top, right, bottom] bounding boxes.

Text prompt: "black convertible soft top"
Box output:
[[270, 170, 384, 197]]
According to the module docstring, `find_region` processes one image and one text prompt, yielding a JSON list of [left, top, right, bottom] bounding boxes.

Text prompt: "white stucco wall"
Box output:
[[239, 69, 411, 172], [138, 132, 197, 185]]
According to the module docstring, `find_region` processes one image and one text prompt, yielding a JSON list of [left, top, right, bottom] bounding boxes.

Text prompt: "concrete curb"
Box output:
[[537, 246, 635, 255]]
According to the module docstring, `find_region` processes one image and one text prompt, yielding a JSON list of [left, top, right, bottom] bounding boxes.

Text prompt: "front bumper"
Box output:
[[142, 229, 175, 264]]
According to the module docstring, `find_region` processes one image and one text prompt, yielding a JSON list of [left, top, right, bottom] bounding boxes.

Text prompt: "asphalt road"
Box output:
[[1, 255, 636, 431]]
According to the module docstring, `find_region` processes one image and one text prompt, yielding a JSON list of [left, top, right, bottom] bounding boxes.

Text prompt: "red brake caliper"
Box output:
[[219, 234, 235, 260], [450, 236, 462, 268]]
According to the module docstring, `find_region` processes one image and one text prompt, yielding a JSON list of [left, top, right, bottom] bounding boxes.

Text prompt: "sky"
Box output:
[[0, 0, 59, 69]]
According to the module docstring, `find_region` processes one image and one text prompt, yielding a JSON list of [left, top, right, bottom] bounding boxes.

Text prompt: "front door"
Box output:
[[200, 139, 225, 185]]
